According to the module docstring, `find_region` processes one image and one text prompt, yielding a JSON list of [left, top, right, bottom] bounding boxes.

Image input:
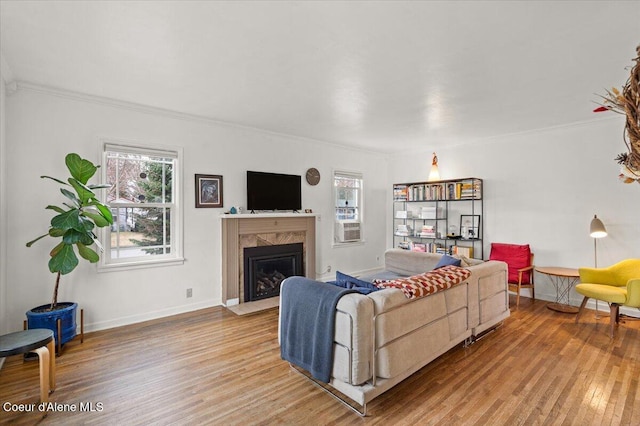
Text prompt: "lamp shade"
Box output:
[[589, 215, 607, 238]]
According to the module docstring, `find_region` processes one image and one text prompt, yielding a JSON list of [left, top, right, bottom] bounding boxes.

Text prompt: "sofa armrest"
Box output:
[[334, 293, 375, 385]]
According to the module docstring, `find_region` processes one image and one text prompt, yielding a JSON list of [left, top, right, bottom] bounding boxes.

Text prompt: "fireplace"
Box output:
[[243, 243, 304, 302], [221, 214, 316, 305]]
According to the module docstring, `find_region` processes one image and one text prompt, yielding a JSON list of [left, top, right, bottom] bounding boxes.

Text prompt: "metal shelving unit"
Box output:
[[392, 177, 484, 259]]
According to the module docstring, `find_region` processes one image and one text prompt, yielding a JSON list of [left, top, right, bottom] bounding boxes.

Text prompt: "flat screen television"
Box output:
[[247, 171, 302, 212]]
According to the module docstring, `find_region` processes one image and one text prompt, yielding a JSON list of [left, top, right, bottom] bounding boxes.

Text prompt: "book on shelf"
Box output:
[[452, 245, 474, 258], [393, 185, 408, 201], [459, 181, 482, 199], [398, 241, 412, 250], [446, 182, 464, 200], [406, 183, 448, 201], [419, 225, 436, 238], [428, 243, 445, 253], [396, 241, 446, 254], [395, 224, 413, 236], [397, 179, 482, 202]]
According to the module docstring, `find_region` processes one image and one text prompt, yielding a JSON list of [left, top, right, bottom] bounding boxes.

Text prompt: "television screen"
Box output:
[[247, 171, 302, 211]]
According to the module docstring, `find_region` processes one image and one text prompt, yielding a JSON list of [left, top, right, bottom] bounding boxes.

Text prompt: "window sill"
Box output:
[[98, 257, 185, 273], [332, 240, 365, 248]]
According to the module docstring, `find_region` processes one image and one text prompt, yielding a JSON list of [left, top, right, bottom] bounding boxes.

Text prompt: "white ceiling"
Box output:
[[1, 1, 639, 153]]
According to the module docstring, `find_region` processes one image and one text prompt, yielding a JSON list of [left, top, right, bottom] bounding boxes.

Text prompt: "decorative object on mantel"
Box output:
[[427, 152, 440, 182], [195, 174, 223, 208], [594, 44, 640, 184]]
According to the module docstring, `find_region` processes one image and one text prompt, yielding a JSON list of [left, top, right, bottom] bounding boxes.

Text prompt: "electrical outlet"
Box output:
[[327, 265, 331, 272], [186, 288, 193, 298]]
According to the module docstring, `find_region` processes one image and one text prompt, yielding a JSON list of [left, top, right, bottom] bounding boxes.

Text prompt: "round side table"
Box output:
[[535, 266, 580, 313]]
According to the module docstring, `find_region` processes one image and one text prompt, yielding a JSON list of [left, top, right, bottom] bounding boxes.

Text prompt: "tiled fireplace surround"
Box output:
[[221, 214, 317, 305]]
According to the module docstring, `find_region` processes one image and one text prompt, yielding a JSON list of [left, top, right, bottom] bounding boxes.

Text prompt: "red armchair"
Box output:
[[489, 243, 535, 308]]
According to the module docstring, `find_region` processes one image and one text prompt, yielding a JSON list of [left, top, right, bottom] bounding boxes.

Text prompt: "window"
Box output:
[[334, 170, 363, 244], [100, 142, 183, 269]]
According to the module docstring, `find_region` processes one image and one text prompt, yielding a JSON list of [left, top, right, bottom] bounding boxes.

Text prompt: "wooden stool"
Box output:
[[0, 329, 56, 403]]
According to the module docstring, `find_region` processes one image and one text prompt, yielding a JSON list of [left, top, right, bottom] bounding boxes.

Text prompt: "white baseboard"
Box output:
[[82, 299, 221, 333], [510, 289, 640, 318], [224, 298, 239, 307]]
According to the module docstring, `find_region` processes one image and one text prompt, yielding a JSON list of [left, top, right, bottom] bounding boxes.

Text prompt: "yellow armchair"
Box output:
[[575, 259, 640, 337]]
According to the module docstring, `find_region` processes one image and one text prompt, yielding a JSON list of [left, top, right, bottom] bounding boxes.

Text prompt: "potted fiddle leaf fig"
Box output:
[[25, 153, 113, 347]]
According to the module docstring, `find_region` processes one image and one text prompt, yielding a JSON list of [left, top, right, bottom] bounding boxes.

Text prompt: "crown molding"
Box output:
[[12, 81, 385, 156], [15, 81, 225, 125]]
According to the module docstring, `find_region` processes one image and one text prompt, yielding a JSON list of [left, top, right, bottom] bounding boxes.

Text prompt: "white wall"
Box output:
[[0, 59, 8, 334], [6, 84, 639, 332], [388, 118, 640, 308], [3, 87, 388, 333]]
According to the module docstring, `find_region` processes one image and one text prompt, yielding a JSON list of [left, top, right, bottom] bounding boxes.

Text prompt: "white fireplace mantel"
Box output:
[[221, 214, 317, 305], [221, 212, 318, 219]]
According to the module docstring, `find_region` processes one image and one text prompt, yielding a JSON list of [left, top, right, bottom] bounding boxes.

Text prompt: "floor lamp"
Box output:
[[590, 214, 607, 318], [590, 214, 607, 267]]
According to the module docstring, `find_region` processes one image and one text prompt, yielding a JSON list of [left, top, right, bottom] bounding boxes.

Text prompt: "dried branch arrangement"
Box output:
[[597, 44, 640, 184]]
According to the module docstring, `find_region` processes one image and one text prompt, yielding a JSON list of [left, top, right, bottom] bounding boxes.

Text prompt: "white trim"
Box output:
[[220, 212, 317, 219], [0, 60, 7, 334], [82, 299, 219, 333], [14, 81, 387, 155], [104, 141, 179, 158], [97, 257, 185, 273], [333, 169, 364, 244], [332, 240, 366, 248]]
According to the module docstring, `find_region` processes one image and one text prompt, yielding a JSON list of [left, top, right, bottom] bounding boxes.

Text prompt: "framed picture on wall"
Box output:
[[195, 174, 223, 208]]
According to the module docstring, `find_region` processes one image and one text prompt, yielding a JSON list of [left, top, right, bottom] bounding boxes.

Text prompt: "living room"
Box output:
[[1, 1, 639, 423]]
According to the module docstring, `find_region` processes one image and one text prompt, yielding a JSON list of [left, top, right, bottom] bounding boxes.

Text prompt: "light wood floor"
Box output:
[[1, 296, 639, 425]]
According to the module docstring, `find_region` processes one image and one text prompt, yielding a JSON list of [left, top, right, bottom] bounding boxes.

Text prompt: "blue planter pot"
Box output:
[[26, 302, 77, 346]]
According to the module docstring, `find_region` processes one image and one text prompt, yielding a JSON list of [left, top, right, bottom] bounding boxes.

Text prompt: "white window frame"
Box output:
[[98, 139, 184, 271], [333, 170, 364, 246]]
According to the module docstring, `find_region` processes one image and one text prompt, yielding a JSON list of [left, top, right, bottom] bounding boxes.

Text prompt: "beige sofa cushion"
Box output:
[[384, 249, 441, 275]]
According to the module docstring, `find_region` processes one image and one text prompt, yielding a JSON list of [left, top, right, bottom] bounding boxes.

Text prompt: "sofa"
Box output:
[[279, 249, 509, 415]]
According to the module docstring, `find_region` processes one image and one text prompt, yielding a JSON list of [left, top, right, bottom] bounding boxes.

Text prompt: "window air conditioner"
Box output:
[[336, 220, 361, 242]]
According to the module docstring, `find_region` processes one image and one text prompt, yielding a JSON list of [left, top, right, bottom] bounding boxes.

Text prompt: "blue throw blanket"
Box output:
[[280, 277, 357, 383]]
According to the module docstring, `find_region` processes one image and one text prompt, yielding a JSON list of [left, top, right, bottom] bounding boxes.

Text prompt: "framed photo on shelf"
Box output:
[[460, 215, 480, 239], [195, 174, 223, 208]]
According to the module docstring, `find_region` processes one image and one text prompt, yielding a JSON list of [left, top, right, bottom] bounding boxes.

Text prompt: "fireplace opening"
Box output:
[[243, 243, 303, 302]]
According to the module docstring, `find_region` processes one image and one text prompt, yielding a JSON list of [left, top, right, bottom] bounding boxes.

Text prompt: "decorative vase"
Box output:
[[26, 302, 78, 346]]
